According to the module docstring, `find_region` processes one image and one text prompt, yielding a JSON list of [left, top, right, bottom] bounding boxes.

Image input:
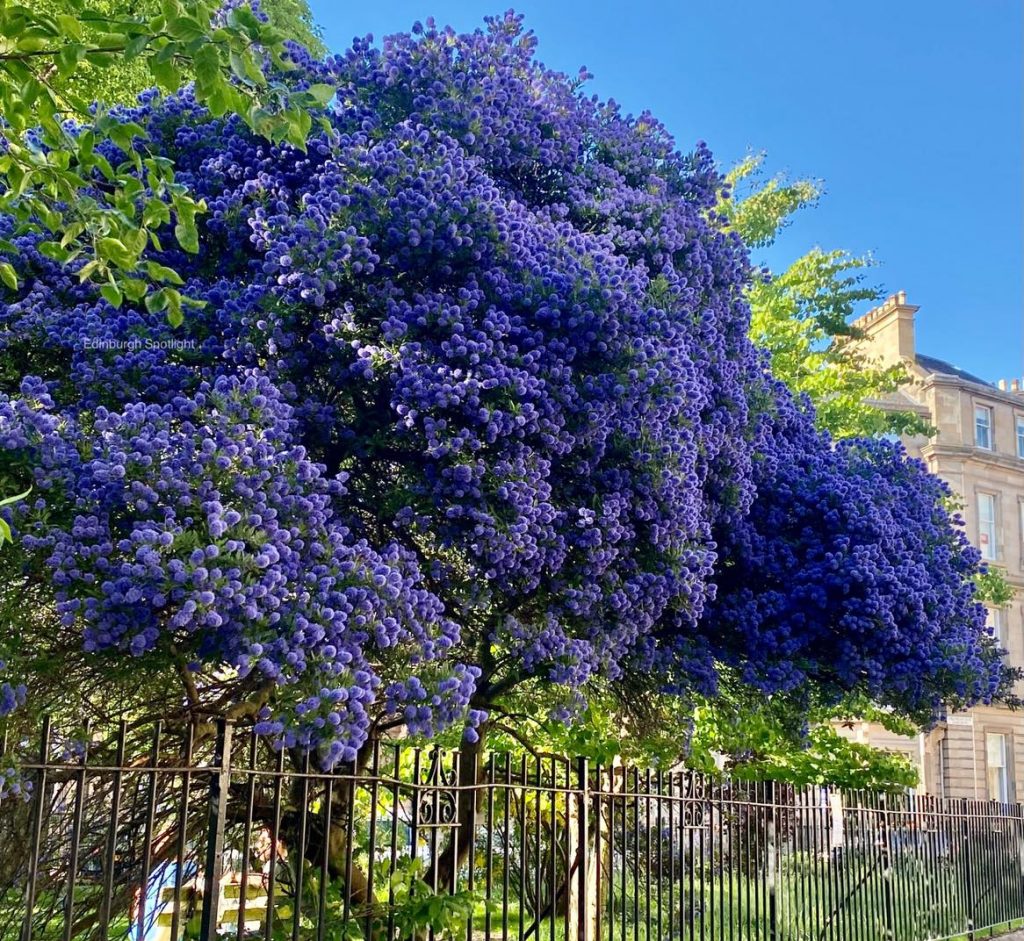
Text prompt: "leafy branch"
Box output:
[[0, 0, 334, 322]]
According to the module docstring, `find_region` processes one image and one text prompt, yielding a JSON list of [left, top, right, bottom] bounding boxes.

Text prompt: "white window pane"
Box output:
[[987, 733, 1005, 767], [987, 607, 1004, 645], [1017, 417, 1024, 458], [987, 733, 1009, 802], [976, 406, 992, 449], [978, 493, 997, 560]]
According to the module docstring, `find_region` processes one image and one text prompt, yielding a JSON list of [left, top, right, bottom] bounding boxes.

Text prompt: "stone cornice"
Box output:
[[920, 442, 1024, 476], [915, 371, 1024, 410]]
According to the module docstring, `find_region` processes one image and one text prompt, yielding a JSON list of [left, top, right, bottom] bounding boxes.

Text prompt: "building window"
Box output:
[[978, 492, 998, 560], [975, 405, 993, 450], [987, 607, 1005, 647], [1017, 416, 1024, 458], [986, 732, 1010, 803]]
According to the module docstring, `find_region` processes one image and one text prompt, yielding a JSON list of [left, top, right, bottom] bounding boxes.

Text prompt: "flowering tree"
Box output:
[[0, 11, 998, 845]]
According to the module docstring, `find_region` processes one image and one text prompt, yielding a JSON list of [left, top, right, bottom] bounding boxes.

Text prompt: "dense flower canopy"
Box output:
[[0, 13, 997, 764]]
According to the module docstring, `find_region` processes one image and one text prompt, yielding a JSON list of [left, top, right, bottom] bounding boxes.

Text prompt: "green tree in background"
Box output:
[[722, 153, 931, 439]]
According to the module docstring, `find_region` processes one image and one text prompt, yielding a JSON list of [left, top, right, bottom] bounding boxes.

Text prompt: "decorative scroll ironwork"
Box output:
[[416, 748, 459, 828], [679, 771, 708, 829]]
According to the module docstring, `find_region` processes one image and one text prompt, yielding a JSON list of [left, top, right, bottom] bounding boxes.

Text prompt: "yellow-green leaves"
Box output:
[[0, 262, 17, 291], [721, 154, 931, 440], [720, 153, 821, 249], [0, 0, 331, 325], [0, 487, 32, 548]]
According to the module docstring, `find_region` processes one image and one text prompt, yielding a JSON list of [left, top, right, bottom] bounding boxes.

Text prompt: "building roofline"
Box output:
[[914, 360, 1024, 408], [913, 353, 995, 390]]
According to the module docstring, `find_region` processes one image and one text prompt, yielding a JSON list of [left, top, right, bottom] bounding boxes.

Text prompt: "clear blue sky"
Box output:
[[308, 0, 1023, 383]]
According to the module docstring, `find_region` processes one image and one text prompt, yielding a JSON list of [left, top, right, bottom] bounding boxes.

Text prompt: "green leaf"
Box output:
[[39, 241, 72, 263], [0, 486, 32, 509], [226, 6, 262, 37], [60, 222, 85, 248], [166, 16, 207, 42], [149, 56, 182, 91], [96, 236, 136, 269], [100, 282, 123, 307], [121, 278, 148, 302], [173, 199, 200, 254], [55, 42, 87, 77], [174, 218, 198, 254], [0, 262, 17, 290], [192, 43, 220, 90], [143, 198, 171, 229], [15, 36, 50, 53], [77, 259, 102, 282], [283, 108, 312, 152], [84, 49, 119, 67], [306, 83, 336, 106], [145, 261, 184, 285], [56, 14, 83, 40], [124, 32, 151, 60], [164, 287, 184, 327], [144, 287, 168, 313]]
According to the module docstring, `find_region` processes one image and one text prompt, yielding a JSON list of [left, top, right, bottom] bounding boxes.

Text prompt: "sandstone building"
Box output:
[[843, 292, 1024, 800]]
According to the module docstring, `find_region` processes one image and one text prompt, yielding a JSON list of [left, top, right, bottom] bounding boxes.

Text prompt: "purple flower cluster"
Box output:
[[0, 13, 998, 760], [0, 661, 26, 718], [0, 764, 31, 802], [701, 388, 998, 722]]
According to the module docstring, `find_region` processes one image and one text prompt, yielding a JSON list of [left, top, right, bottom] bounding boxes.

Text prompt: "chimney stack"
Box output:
[[850, 291, 919, 367]]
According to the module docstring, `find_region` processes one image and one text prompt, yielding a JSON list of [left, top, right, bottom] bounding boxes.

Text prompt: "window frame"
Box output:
[[987, 606, 1005, 648], [1016, 414, 1024, 459], [1020, 498, 1024, 559], [977, 491, 998, 561], [975, 404, 994, 450], [986, 731, 1011, 803]]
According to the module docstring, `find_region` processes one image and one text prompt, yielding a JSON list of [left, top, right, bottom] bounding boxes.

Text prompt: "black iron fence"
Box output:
[[2, 718, 1024, 941]]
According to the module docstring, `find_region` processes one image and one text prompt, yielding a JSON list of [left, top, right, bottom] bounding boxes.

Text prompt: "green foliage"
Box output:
[[724, 154, 931, 440], [388, 859, 482, 941], [0, 0, 328, 318], [260, 858, 481, 941], [975, 565, 1015, 607], [488, 685, 691, 769], [485, 679, 919, 790], [33, 0, 324, 107], [719, 153, 820, 249], [686, 699, 919, 791], [0, 486, 30, 546]]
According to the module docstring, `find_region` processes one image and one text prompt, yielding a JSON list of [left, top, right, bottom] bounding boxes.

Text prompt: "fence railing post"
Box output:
[[962, 802, 976, 941], [199, 719, 233, 941], [577, 756, 590, 941], [878, 793, 895, 941], [767, 780, 778, 941], [20, 715, 50, 941]]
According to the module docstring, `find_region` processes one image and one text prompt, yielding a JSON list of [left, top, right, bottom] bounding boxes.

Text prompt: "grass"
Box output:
[[7, 847, 1024, 941]]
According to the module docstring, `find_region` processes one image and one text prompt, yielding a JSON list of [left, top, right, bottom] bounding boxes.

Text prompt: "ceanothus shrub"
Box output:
[[702, 388, 994, 724], [0, 12, 997, 764]]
